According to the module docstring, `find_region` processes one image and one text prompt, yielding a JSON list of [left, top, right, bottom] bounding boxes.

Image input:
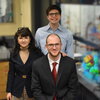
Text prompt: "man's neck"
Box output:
[[48, 53, 61, 61], [50, 23, 59, 31]]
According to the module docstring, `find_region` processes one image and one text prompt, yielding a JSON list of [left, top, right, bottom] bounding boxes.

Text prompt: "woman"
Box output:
[[6, 27, 43, 100]]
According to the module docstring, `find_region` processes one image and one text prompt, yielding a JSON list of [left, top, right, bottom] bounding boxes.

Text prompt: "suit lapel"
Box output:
[[42, 55, 54, 85], [56, 56, 64, 85]]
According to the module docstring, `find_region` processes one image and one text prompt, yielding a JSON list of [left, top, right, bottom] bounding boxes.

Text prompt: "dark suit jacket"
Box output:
[[6, 50, 43, 98], [31, 55, 78, 100]]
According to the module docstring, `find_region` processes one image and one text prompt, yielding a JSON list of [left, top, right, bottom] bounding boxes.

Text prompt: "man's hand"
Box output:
[[61, 52, 67, 56]]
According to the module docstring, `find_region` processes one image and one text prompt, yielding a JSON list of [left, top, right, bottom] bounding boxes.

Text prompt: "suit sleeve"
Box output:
[[63, 61, 78, 100], [6, 55, 15, 92], [31, 62, 47, 100]]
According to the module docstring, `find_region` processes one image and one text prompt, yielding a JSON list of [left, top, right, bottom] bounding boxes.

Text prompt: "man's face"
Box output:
[[47, 9, 61, 25], [46, 35, 62, 58]]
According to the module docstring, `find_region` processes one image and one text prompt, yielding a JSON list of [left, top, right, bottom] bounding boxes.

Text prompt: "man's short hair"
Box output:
[[46, 34, 61, 44], [46, 5, 61, 16]]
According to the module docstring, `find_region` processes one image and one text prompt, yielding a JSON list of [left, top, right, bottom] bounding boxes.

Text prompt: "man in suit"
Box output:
[[31, 34, 78, 100]]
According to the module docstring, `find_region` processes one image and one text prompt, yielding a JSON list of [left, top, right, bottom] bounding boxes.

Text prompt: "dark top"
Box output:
[[6, 50, 43, 98], [31, 55, 78, 100]]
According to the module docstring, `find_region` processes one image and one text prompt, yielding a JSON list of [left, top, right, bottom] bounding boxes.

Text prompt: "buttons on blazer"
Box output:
[[22, 75, 27, 78], [16, 73, 30, 79]]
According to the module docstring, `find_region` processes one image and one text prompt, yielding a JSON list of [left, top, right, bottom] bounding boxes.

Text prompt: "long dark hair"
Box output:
[[13, 27, 37, 56]]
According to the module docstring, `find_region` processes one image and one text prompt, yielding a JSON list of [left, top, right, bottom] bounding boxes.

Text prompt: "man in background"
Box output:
[[35, 5, 74, 58]]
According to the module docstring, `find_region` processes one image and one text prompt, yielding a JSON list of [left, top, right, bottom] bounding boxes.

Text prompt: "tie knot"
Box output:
[[52, 62, 57, 67]]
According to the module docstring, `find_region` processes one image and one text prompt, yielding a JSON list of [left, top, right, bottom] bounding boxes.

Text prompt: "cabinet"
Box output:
[[0, 61, 9, 100]]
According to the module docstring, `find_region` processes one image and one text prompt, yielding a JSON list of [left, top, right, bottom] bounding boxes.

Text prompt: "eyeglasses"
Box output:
[[47, 43, 61, 48], [48, 12, 60, 16]]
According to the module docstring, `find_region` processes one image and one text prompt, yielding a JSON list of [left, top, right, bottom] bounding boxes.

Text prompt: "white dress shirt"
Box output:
[[47, 54, 61, 72]]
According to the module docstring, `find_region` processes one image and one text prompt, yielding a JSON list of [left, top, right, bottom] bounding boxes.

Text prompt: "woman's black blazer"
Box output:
[[6, 50, 43, 98]]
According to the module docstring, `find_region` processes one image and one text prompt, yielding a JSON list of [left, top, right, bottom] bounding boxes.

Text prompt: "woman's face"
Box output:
[[18, 35, 31, 49]]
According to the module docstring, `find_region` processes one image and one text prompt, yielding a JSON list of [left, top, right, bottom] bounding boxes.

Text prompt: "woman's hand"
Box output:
[[7, 93, 12, 100]]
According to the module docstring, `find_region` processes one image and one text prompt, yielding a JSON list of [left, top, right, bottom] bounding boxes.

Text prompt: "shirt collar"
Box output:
[[45, 23, 63, 32], [47, 54, 61, 65]]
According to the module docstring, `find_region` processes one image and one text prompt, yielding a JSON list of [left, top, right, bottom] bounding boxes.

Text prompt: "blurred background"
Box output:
[[0, 0, 100, 100]]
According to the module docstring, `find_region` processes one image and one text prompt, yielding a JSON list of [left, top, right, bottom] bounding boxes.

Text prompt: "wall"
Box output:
[[31, 0, 50, 33], [0, 0, 32, 36], [20, 0, 32, 29], [41, 0, 49, 26]]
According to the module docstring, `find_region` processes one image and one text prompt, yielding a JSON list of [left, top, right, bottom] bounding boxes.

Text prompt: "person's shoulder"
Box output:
[[9, 49, 17, 61], [60, 25, 73, 35], [10, 49, 15, 58], [61, 56, 76, 69], [36, 25, 48, 32], [31, 48, 44, 57], [62, 55, 75, 62], [33, 55, 46, 66]]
